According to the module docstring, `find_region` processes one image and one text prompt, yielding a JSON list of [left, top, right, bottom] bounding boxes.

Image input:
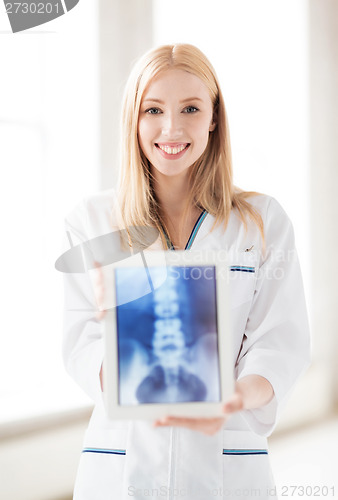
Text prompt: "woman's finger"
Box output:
[[222, 392, 244, 414], [153, 416, 225, 435]]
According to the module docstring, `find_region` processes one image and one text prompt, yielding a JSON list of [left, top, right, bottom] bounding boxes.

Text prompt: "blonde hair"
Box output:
[[116, 43, 264, 249]]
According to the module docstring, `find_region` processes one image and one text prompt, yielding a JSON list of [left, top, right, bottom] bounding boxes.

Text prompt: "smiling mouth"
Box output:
[[155, 143, 190, 155]]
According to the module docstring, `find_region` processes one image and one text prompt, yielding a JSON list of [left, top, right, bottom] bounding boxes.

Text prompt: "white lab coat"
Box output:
[[62, 189, 311, 500]]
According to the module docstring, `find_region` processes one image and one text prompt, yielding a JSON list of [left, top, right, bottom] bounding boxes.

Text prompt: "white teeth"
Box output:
[[158, 144, 187, 155]]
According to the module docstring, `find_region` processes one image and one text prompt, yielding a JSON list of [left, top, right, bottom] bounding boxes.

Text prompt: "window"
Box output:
[[0, 1, 99, 424]]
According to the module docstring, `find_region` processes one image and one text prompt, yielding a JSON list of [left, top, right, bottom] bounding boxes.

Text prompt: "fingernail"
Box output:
[[153, 420, 166, 428]]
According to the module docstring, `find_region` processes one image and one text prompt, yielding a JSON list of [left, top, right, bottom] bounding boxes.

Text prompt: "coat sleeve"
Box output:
[[235, 197, 311, 436], [61, 200, 104, 405]]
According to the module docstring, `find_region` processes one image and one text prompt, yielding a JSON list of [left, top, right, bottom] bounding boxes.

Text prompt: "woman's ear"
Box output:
[[209, 106, 218, 132], [209, 120, 216, 132]]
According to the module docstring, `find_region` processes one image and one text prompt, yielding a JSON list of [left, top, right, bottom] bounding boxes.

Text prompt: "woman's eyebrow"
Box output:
[[180, 97, 203, 103], [142, 97, 203, 103]]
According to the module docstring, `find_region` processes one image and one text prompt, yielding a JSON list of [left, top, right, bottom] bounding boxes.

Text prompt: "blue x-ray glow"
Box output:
[[114, 266, 221, 405]]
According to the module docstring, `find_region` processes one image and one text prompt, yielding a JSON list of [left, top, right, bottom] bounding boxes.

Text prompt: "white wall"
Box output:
[[309, 0, 338, 404]]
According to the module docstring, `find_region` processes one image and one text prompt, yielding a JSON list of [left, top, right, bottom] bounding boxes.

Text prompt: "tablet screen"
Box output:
[[114, 265, 221, 406]]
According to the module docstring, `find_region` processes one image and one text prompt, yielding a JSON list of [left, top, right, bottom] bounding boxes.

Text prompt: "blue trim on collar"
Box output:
[[185, 210, 208, 250], [163, 209, 208, 251]]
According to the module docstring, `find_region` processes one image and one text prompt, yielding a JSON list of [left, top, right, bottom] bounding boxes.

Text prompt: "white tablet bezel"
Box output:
[[103, 249, 233, 419]]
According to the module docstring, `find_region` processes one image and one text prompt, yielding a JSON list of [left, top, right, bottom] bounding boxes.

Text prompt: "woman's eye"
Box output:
[[145, 107, 161, 115], [183, 106, 198, 113]]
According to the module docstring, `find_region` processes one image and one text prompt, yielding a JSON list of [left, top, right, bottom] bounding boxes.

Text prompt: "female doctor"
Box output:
[[62, 44, 311, 499]]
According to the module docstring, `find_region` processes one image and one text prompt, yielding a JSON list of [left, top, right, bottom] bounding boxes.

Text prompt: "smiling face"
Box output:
[[138, 68, 216, 180]]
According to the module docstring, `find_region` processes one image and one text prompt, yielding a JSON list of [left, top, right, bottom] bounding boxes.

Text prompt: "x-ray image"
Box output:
[[114, 265, 221, 406]]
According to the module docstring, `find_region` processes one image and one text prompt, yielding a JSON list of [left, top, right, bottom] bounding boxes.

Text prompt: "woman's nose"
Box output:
[[161, 112, 183, 137]]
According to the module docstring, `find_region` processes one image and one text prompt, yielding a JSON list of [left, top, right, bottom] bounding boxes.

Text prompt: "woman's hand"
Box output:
[[153, 392, 244, 436], [152, 376, 274, 435], [93, 261, 107, 321]]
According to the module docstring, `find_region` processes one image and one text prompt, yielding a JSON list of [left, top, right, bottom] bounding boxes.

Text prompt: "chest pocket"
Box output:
[[228, 259, 257, 309]]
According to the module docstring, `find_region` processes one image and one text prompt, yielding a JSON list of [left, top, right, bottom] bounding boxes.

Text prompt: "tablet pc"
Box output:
[[103, 250, 233, 419]]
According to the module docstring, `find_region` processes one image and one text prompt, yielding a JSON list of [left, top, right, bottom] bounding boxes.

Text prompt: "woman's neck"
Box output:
[[151, 170, 202, 249], [152, 171, 192, 219]]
